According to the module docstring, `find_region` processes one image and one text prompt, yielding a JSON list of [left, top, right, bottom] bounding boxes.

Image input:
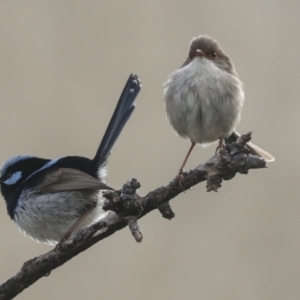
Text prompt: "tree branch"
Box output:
[[0, 132, 267, 300]]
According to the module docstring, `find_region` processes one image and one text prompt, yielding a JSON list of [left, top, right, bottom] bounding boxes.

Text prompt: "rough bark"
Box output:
[[0, 133, 268, 300]]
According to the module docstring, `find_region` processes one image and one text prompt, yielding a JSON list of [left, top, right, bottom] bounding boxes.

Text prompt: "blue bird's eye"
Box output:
[[3, 171, 22, 185]]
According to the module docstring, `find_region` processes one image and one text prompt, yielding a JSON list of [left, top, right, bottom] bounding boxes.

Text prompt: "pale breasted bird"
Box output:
[[163, 35, 274, 174]]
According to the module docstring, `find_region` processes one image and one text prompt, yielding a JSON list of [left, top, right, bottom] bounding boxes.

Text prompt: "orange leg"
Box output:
[[176, 141, 195, 189], [215, 137, 226, 154], [178, 141, 196, 173]]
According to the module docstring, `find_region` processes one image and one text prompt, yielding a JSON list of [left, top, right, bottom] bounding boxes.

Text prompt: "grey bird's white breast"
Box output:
[[163, 58, 244, 144]]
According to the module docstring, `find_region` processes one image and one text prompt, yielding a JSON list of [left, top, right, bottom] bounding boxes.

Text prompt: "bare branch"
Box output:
[[0, 132, 267, 300]]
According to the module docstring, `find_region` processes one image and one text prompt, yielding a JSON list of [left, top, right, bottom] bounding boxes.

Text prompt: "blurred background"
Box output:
[[0, 1, 299, 299]]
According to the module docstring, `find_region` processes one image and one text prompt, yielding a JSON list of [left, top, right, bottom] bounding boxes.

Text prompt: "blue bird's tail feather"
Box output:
[[93, 74, 142, 169]]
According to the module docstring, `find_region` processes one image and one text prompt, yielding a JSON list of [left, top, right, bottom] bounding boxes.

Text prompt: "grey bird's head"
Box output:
[[181, 35, 237, 76]]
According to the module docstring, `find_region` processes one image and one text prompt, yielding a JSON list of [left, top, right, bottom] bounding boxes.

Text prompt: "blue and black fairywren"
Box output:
[[0, 74, 141, 245]]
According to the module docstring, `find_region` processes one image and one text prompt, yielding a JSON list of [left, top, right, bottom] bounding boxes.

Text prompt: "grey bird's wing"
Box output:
[[38, 168, 114, 193]]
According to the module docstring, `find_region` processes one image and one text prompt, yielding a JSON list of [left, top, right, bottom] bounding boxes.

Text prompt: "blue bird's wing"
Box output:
[[38, 168, 114, 193]]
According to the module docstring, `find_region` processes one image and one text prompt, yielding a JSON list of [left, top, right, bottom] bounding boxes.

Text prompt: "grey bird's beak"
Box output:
[[194, 49, 205, 57], [182, 49, 205, 68]]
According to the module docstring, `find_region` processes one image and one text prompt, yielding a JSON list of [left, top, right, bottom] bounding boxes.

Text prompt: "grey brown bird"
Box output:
[[163, 35, 274, 175]]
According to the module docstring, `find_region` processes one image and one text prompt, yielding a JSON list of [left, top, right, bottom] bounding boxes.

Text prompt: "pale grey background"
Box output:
[[0, 1, 299, 299]]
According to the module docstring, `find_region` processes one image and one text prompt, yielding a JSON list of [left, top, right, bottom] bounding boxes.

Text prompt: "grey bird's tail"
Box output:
[[226, 131, 275, 162], [93, 74, 142, 169]]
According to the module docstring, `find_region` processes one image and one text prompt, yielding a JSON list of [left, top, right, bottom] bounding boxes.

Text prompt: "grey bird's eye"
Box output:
[[3, 171, 22, 185], [210, 51, 217, 58]]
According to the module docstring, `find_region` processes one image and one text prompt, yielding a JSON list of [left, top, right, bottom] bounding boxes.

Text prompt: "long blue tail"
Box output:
[[93, 74, 142, 169]]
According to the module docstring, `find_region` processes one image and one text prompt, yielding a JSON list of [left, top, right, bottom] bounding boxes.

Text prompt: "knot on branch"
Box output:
[[125, 216, 143, 242], [204, 132, 266, 192], [103, 179, 142, 216], [158, 202, 175, 220], [103, 179, 143, 242]]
